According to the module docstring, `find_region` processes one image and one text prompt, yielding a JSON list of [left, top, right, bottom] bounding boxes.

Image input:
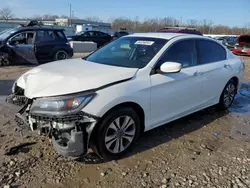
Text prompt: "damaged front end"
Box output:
[[6, 86, 99, 157]]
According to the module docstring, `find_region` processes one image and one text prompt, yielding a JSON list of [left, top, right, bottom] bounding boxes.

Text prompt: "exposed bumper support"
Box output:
[[6, 94, 99, 157], [52, 129, 85, 157]]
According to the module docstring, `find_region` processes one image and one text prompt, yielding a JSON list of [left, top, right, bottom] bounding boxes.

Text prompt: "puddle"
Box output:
[[229, 82, 250, 141], [229, 82, 250, 114]]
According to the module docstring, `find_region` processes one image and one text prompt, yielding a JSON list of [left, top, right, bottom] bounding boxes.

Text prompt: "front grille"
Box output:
[[31, 113, 81, 123], [31, 111, 99, 123]]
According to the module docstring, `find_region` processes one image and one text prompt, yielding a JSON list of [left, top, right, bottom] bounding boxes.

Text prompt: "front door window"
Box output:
[[9, 32, 35, 45]]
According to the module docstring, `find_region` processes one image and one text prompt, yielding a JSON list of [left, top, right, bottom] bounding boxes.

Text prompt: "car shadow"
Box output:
[[131, 107, 227, 155], [229, 82, 250, 114], [79, 82, 250, 164], [77, 107, 228, 164]]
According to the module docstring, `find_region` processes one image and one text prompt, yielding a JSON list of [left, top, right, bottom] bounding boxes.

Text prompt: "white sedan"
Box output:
[[7, 33, 244, 160]]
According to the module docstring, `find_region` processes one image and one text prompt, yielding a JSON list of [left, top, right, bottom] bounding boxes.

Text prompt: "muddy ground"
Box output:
[[0, 56, 250, 188]]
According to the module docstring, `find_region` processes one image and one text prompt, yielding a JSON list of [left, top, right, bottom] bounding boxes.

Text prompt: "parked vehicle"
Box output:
[[157, 27, 203, 35], [233, 35, 250, 56], [7, 33, 244, 160], [0, 22, 73, 66], [214, 36, 229, 44], [67, 30, 112, 48], [111, 30, 130, 40], [222, 36, 238, 51]]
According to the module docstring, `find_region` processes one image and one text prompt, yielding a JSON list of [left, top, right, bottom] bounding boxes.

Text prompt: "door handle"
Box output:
[[193, 71, 203, 76], [224, 64, 231, 69]]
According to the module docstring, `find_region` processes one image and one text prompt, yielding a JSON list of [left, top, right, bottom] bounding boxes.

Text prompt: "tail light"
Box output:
[[66, 42, 72, 48]]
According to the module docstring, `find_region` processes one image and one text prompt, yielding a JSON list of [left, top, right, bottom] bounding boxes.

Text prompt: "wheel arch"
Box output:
[[230, 76, 239, 89], [89, 101, 145, 147]]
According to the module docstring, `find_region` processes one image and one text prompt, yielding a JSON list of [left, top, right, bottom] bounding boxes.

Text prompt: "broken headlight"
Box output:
[[30, 93, 96, 115]]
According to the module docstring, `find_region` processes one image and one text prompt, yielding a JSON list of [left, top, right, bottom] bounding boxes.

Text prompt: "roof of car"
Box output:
[[128, 32, 204, 40], [16, 26, 64, 31]]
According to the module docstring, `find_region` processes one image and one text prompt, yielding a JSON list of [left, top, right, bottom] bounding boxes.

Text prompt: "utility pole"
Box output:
[[69, 3, 72, 26]]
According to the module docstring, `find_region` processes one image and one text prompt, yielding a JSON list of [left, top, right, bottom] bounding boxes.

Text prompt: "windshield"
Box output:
[[86, 37, 167, 68], [0, 28, 16, 40]]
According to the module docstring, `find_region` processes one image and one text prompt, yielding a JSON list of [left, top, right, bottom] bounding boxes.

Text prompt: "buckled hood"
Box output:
[[16, 58, 138, 98]]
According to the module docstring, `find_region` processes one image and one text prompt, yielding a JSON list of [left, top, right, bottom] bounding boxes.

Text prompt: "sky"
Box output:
[[2, 0, 250, 27]]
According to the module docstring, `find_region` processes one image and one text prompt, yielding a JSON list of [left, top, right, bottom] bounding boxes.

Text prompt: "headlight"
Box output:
[[30, 93, 96, 115]]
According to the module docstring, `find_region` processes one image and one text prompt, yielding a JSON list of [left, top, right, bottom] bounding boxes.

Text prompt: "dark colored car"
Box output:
[[0, 24, 73, 66], [233, 35, 250, 56], [157, 27, 203, 35], [111, 31, 129, 40], [222, 36, 238, 51], [67, 30, 112, 48], [214, 36, 229, 44]]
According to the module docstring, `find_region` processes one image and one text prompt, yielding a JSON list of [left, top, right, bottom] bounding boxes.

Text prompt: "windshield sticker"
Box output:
[[134, 41, 154, 45]]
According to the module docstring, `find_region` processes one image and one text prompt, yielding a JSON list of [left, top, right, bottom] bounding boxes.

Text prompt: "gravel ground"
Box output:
[[0, 56, 250, 188]]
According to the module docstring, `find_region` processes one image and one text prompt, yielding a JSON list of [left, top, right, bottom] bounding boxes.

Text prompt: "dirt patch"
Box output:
[[0, 57, 250, 188]]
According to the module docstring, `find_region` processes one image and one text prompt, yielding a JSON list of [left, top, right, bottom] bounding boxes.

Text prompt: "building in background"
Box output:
[[55, 18, 112, 33], [0, 18, 112, 34]]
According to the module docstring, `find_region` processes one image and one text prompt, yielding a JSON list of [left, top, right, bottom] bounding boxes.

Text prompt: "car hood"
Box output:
[[16, 58, 138, 98]]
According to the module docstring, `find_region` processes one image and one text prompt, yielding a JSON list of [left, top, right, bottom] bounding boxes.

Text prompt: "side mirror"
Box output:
[[159, 62, 182, 74]]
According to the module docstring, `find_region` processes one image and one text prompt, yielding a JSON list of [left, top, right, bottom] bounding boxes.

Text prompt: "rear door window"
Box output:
[[197, 40, 226, 64], [36, 30, 66, 42], [95, 31, 104, 36]]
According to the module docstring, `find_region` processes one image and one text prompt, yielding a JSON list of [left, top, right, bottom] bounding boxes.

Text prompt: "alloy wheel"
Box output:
[[223, 83, 236, 108], [105, 116, 136, 154]]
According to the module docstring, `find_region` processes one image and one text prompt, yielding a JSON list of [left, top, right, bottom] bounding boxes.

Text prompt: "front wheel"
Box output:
[[217, 79, 237, 110], [91, 107, 141, 161], [0, 56, 10, 66]]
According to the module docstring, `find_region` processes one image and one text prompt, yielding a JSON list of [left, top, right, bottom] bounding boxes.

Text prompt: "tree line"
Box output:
[[111, 17, 250, 35], [0, 7, 249, 35]]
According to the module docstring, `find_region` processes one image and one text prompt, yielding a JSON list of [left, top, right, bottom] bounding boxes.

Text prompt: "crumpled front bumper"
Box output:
[[6, 94, 99, 157]]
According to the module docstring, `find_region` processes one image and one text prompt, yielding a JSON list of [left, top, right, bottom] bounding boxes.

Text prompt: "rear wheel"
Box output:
[[91, 107, 141, 161], [54, 50, 68, 61], [217, 79, 237, 110]]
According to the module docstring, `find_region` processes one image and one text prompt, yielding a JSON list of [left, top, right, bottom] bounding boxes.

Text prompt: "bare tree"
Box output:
[[61, 15, 69, 19], [32, 14, 42, 20], [0, 8, 14, 21], [84, 16, 102, 22], [187, 19, 198, 27]]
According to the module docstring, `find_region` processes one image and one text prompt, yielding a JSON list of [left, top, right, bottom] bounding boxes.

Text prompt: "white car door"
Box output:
[[196, 39, 233, 106], [149, 39, 203, 128]]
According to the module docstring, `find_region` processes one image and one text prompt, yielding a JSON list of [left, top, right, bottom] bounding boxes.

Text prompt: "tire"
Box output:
[[54, 50, 68, 61], [0, 55, 10, 66], [91, 107, 141, 161], [217, 79, 237, 110]]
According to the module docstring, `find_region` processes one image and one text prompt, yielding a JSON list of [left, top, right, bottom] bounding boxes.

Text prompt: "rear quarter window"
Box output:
[[197, 39, 226, 64], [56, 31, 67, 41]]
